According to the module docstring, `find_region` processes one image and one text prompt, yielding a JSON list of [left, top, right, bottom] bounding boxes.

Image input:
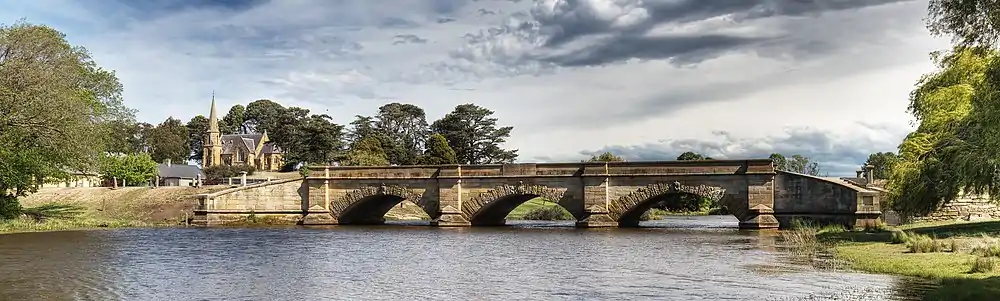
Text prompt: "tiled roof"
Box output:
[[158, 164, 203, 179]]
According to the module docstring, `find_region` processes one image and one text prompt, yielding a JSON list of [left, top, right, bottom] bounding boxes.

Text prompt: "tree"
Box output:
[[98, 153, 157, 186], [186, 115, 209, 163], [344, 135, 389, 166], [677, 152, 712, 160], [419, 134, 458, 165], [147, 117, 189, 164], [373, 103, 430, 165], [588, 152, 624, 162], [927, 0, 1000, 49], [769, 153, 788, 171], [431, 104, 518, 164], [864, 152, 900, 179], [884, 48, 996, 217], [221, 104, 247, 135], [244, 99, 286, 134], [284, 114, 345, 165], [347, 115, 377, 147], [769, 153, 821, 176], [0, 21, 132, 217]]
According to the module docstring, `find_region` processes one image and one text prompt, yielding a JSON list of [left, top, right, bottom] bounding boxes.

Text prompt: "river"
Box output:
[[0, 216, 936, 300]]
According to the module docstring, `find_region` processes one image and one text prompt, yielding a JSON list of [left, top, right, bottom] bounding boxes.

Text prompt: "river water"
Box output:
[[0, 216, 935, 301]]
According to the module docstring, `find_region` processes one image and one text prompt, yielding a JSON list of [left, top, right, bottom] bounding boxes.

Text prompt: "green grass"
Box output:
[[507, 198, 571, 220], [798, 219, 1000, 300]]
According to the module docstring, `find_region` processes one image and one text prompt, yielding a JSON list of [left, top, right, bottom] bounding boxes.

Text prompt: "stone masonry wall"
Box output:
[[912, 194, 1000, 223], [772, 171, 880, 228]]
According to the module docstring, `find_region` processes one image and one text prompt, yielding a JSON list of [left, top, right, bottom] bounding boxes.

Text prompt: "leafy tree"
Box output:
[[147, 117, 189, 164], [431, 104, 518, 164], [344, 135, 390, 166], [769, 153, 788, 171], [186, 115, 209, 163], [346, 115, 377, 147], [99, 153, 158, 186], [373, 103, 430, 165], [419, 134, 458, 165], [244, 99, 286, 134], [0, 21, 132, 217], [588, 152, 624, 162], [884, 48, 991, 217], [769, 153, 821, 176], [221, 104, 247, 135], [927, 0, 1000, 48], [864, 152, 900, 179], [677, 151, 712, 160], [105, 120, 151, 154], [284, 114, 345, 165]]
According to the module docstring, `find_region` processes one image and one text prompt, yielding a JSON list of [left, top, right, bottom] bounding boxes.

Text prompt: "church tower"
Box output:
[[203, 93, 223, 167]]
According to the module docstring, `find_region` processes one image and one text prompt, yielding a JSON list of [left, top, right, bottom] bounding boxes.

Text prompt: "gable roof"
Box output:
[[220, 133, 282, 155], [158, 164, 203, 179]]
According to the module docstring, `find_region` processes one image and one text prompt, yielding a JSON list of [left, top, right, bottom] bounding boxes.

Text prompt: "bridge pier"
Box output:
[[575, 205, 617, 228], [431, 206, 471, 227]]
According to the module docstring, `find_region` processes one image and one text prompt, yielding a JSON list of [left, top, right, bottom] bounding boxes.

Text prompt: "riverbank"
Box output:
[[1, 186, 225, 234], [800, 220, 1000, 300]]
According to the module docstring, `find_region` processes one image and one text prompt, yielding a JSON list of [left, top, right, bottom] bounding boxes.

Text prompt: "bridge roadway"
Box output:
[[192, 159, 882, 229]]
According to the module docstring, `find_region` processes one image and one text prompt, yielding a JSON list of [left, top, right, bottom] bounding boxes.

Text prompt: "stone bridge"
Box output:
[[192, 159, 882, 229]]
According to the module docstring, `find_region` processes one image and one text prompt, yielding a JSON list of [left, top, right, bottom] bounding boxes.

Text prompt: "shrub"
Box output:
[[203, 165, 257, 181], [890, 230, 914, 244], [298, 166, 312, 178], [522, 206, 572, 221], [971, 240, 1000, 257], [906, 234, 946, 253], [971, 256, 997, 273], [0, 196, 21, 220]]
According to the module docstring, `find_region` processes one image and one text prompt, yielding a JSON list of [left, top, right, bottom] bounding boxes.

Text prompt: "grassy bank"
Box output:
[[2, 186, 227, 234], [789, 220, 1000, 300]]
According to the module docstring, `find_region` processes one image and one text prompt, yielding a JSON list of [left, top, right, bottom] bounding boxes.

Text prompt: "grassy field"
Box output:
[[796, 220, 1000, 300]]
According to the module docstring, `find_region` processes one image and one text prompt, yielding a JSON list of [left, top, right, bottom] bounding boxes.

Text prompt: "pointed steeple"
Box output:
[[208, 91, 219, 133]]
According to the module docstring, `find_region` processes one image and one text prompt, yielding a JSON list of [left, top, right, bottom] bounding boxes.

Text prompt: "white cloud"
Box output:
[[1, 0, 953, 175]]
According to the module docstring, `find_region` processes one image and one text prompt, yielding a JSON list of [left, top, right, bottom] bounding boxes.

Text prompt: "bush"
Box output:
[[906, 234, 947, 253], [971, 256, 997, 273], [971, 240, 1000, 257], [0, 196, 21, 220], [203, 165, 257, 181], [890, 230, 913, 244], [298, 166, 312, 178], [522, 206, 572, 221]]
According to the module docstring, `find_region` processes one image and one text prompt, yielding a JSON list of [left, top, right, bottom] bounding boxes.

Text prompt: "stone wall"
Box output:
[[772, 171, 881, 228], [910, 194, 1000, 223]]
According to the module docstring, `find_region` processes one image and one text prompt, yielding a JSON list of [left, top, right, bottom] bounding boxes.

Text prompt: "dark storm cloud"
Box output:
[[578, 124, 911, 176], [518, 0, 916, 67]]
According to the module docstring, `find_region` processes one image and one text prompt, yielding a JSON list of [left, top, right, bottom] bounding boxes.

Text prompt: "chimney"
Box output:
[[864, 164, 874, 183], [165, 159, 172, 166]]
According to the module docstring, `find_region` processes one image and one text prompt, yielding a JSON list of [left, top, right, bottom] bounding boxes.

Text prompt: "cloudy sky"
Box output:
[[2, 0, 951, 175]]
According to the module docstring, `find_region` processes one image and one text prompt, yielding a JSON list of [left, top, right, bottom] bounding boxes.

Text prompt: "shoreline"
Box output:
[[800, 220, 1000, 301]]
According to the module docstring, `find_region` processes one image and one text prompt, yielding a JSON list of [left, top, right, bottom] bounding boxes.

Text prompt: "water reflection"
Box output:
[[0, 216, 935, 300]]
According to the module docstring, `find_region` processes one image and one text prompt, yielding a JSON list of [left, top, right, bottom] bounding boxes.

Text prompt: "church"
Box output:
[[202, 97, 285, 171]]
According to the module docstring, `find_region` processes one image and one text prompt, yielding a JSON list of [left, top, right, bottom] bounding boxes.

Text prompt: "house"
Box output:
[[201, 95, 285, 171], [157, 159, 203, 187], [39, 170, 102, 188]]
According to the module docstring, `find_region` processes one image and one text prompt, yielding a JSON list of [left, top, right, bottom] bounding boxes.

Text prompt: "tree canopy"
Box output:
[[431, 104, 518, 164], [0, 21, 132, 212], [588, 152, 624, 162]]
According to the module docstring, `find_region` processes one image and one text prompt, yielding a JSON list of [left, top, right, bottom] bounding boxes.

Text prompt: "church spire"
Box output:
[[208, 91, 219, 133]]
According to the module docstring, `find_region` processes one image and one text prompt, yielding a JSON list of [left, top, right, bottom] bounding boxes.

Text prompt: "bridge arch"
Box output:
[[329, 185, 432, 225], [465, 183, 576, 226], [610, 181, 729, 227]]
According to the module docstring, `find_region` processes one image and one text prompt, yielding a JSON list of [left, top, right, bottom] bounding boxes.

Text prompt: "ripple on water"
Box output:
[[0, 216, 933, 300]]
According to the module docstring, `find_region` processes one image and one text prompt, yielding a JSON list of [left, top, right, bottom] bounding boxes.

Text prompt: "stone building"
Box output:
[[202, 96, 285, 171]]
